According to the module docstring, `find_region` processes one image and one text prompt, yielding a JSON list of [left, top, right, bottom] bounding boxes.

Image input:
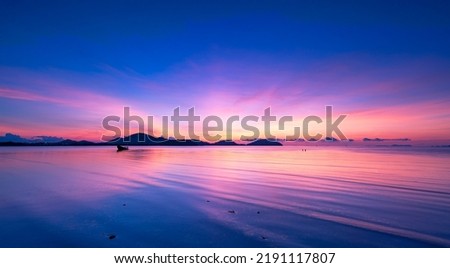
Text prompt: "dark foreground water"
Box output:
[[0, 146, 449, 247]]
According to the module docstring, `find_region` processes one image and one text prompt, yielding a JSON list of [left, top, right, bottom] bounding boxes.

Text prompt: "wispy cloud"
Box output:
[[0, 87, 66, 104], [0, 53, 449, 140]]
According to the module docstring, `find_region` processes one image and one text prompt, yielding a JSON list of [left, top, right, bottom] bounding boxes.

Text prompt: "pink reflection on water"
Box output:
[[1, 146, 450, 247]]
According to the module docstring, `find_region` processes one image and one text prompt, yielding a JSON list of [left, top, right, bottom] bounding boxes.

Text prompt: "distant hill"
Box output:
[[363, 138, 383, 142], [57, 139, 96, 145], [0, 139, 95, 146], [108, 133, 209, 146], [213, 140, 241, 146], [247, 139, 282, 146], [0, 132, 287, 146], [0, 133, 31, 143], [0, 133, 64, 143], [363, 138, 411, 142], [108, 133, 166, 145]]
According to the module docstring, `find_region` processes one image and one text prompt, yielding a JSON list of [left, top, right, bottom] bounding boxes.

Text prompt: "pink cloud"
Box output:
[[1, 55, 449, 141], [0, 87, 67, 104], [341, 99, 450, 139]]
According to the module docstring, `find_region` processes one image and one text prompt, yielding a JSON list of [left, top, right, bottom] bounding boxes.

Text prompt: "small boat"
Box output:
[[117, 145, 129, 152]]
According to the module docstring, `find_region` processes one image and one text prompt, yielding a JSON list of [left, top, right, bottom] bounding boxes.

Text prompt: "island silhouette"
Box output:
[[1, 133, 419, 147], [0, 133, 283, 146]]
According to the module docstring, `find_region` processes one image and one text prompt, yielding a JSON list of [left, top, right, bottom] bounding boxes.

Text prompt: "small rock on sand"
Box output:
[[228, 210, 235, 214], [108, 234, 116, 240]]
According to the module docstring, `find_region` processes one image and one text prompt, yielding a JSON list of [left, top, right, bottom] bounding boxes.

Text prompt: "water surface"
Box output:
[[0, 146, 449, 247]]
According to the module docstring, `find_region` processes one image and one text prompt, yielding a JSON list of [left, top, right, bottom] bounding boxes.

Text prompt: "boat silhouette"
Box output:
[[116, 145, 129, 152]]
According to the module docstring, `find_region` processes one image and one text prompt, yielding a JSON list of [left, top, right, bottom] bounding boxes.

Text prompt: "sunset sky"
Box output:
[[1, 1, 449, 141]]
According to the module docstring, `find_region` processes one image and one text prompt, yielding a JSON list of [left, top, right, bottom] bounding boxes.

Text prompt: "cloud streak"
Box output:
[[0, 53, 449, 141]]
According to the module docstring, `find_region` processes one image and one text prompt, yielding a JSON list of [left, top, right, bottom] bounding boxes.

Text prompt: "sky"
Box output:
[[1, 0, 450, 142]]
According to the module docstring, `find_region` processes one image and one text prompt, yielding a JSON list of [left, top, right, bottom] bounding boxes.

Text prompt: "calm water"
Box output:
[[0, 146, 449, 247]]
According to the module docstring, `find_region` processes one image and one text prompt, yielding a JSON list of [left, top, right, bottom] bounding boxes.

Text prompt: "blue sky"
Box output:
[[1, 0, 450, 140]]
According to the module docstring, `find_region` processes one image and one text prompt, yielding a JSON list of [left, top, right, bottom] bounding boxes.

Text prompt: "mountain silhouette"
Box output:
[[108, 133, 166, 145], [247, 139, 282, 146], [213, 140, 241, 146], [108, 133, 209, 146], [0, 133, 64, 143], [1, 132, 285, 146], [57, 139, 95, 145]]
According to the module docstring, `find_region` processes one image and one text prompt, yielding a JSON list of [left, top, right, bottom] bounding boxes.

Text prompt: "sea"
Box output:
[[0, 146, 449, 247]]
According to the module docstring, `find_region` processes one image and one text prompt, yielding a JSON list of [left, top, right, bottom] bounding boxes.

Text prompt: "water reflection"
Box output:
[[0, 146, 449, 247]]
